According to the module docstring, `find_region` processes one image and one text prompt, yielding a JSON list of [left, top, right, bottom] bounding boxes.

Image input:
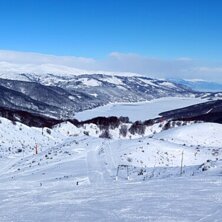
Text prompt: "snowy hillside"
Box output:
[[1, 117, 222, 174], [1, 113, 222, 221], [154, 122, 222, 148]]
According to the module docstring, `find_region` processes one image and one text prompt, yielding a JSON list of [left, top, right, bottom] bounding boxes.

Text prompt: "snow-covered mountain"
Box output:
[[0, 73, 196, 119], [170, 78, 222, 92]]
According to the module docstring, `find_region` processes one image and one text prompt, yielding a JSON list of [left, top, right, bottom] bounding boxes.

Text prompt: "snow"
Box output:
[[80, 78, 102, 87], [68, 95, 76, 100], [0, 62, 90, 79], [0, 60, 141, 81], [52, 121, 80, 136], [154, 122, 222, 148], [75, 97, 207, 121], [0, 99, 222, 221], [89, 93, 98, 97], [101, 76, 124, 85], [138, 78, 159, 87], [1, 176, 222, 222], [159, 81, 176, 88]]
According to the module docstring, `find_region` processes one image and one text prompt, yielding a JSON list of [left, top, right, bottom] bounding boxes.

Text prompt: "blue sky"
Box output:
[[0, 0, 222, 81], [0, 0, 221, 59]]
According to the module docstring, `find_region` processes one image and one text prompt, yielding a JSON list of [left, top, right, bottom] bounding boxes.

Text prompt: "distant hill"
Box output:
[[170, 79, 222, 92]]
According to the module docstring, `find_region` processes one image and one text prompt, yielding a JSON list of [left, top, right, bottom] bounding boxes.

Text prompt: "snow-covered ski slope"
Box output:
[[0, 113, 222, 221], [1, 176, 222, 222]]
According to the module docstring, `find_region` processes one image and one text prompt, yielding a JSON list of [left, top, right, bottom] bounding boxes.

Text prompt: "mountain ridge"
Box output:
[[0, 73, 197, 119]]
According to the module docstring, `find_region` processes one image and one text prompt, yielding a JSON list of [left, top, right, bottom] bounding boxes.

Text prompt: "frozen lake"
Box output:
[[75, 97, 207, 121]]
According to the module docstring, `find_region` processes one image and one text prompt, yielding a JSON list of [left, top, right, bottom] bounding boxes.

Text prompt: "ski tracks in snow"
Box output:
[[196, 207, 222, 222], [85, 139, 120, 184]]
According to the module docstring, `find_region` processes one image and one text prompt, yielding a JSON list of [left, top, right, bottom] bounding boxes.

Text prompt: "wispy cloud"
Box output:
[[0, 50, 222, 82]]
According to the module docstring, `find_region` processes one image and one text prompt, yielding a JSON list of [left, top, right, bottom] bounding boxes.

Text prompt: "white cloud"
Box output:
[[0, 50, 222, 82], [0, 50, 95, 66], [192, 66, 222, 73]]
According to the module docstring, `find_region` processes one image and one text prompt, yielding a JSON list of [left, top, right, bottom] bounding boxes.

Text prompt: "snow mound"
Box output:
[[154, 122, 222, 147], [80, 78, 102, 87], [52, 121, 80, 136]]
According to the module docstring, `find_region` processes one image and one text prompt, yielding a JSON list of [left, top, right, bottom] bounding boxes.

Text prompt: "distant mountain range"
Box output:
[[0, 73, 197, 119], [170, 79, 222, 92], [0, 72, 222, 120]]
